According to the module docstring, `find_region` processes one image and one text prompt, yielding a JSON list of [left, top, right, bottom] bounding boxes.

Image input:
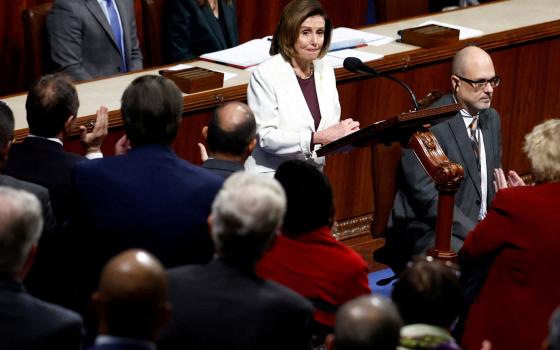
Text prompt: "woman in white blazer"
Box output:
[[245, 0, 359, 175]]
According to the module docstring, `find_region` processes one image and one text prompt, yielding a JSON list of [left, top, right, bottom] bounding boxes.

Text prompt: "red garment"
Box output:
[[461, 182, 560, 350], [256, 226, 371, 326]]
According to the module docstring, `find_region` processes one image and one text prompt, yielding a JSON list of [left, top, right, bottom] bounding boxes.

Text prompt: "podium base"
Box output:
[[426, 247, 458, 263]]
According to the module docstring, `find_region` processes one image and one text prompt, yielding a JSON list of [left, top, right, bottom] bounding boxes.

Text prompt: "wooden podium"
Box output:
[[317, 103, 464, 261]]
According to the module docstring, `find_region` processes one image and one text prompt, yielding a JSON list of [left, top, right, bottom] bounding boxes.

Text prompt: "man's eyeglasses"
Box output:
[[455, 75, 501, 90]]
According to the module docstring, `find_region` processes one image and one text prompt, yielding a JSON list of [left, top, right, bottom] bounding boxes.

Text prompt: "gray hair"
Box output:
[[210, 172, 286, 262], [549, 307, 560, 350], [523, 119, 560, 183], [0, 187, 43, 275]]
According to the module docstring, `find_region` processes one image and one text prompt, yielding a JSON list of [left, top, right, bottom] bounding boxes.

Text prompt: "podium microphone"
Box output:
[[343, 57, 419, 111]]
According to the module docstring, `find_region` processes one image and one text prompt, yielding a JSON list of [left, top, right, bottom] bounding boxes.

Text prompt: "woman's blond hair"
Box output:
[[523, 118, 560, 183]]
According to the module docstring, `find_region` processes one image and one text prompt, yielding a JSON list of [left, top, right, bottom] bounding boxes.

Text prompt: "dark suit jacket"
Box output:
[[165, 0, 239, 62], [0, 278, 83, 350], [74, 144, 223, 269], [159, 258, 314, 350], [384, 94, 502, 271], [47, 0, 143, 81], [460, 182, 560, 350], [5, 137, 85, 226], [201, 158, 244, 178]]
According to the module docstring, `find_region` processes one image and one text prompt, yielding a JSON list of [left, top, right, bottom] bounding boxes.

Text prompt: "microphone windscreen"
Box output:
[[343, 57, 363, 72]]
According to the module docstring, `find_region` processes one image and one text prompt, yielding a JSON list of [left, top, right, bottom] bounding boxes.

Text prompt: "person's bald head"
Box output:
[[451, 46, 498, 115], [93, 249, 170, 340], [452, 46, 493, 77], [327, 295, 403, 350], [204, 101, 256, 159]]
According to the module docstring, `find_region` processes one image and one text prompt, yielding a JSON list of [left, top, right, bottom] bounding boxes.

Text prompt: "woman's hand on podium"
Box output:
[[313, 118, 360, 145]]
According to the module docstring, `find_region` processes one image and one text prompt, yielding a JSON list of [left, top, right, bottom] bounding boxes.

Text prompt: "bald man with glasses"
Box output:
[[380, 46, 503, 274]]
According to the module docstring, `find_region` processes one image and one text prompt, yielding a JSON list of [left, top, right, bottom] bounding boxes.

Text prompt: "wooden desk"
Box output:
[[3, 0, 560, 241]]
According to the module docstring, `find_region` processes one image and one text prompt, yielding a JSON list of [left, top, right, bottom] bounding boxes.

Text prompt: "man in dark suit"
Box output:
[[47, 0, 143, 81], [74, 75, 223, 272], [89, 249, 170, 350], [4, 74, 107, 311], [158, 172, 314, 350], [165, 0, 239, 62], [198, 101, 256, 178], [0, 186, 83, 350], [383, 46, 502, 272], [4, 74, 108, 227]]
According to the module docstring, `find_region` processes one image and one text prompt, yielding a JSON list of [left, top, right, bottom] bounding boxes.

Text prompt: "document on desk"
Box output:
[[332, 27, 395, 47], [417, 20, 484, 39], [325, 49, 383, 68], [200, 39, 272, 69]]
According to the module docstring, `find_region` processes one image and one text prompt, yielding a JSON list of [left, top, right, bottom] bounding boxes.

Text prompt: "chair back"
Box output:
[[22, 2, 53, 86], [141, 0, 167, 67]]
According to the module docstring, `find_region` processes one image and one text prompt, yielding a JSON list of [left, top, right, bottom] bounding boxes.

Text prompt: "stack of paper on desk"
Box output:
[[199, 27, 392, 69], [200, 39, 272, 69], [331, 27, 395, 47]]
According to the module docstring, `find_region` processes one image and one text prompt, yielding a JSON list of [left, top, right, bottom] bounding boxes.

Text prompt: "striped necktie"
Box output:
[[469, 117, 480, 173], [105, 0, 127, 72]]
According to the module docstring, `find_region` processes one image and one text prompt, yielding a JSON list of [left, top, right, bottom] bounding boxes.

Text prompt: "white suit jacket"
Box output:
[[245, 54, 341, 174]]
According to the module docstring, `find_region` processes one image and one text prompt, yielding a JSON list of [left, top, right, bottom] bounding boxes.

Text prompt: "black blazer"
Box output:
[[0, 278, 83, 350], [4, 137, 85, 226], [165, 0, 239, 62], [201, 158, 244, 178], [159, 259, 314, 350]]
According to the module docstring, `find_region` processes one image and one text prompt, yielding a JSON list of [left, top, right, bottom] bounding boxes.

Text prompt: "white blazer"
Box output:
[[245, 54, 341, 174]]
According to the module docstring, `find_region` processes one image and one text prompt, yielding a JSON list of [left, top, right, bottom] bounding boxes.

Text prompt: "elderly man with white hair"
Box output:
[[159, 173, 314, 350], [0, 187, 83, 350]]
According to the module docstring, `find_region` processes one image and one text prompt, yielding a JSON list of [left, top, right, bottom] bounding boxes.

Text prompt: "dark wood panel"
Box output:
[[375, 0, 429, 22]]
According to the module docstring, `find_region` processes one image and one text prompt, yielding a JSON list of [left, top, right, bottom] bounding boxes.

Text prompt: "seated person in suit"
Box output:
[[89, 249, 170, 350], [0, 187, 83, 350], [165, 0, 239, 62], [198, 101, 256, 178], [256, 160, 371, 340], [158, 172, 314, 350], [460, 119, 560, 350], [245, 0, 359, 175], [392, 258, 464, 350], [325, 295, 403, 350], [47, 0, 143, 81], [382, 46, 503, 273]]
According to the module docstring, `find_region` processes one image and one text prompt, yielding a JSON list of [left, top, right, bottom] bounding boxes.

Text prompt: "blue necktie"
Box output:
[[105, 0, 127, 72]]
